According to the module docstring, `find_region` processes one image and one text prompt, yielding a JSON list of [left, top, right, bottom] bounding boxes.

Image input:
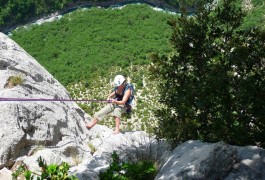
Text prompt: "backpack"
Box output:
[[114, 83, 135, 113], [125, 84, 135, 113]]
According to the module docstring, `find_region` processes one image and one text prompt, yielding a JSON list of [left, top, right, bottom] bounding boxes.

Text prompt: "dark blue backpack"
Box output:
[[114, 83, 135, 113], [125, 84, 135, 113]]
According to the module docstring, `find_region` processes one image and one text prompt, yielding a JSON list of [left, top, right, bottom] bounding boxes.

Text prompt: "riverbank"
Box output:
[[2, 0, 179, 34]]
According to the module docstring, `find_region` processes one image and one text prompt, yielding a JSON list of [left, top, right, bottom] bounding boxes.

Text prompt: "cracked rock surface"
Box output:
[[0, 33, 90, 168]]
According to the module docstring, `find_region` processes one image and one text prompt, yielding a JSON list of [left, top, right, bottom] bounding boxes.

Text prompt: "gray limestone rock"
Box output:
[[155, 140, 237, 180], [69, 129, 170, 180], [0, 32, 90, 168], [0, 167, 12, 180], [224, 145, 265, 180]]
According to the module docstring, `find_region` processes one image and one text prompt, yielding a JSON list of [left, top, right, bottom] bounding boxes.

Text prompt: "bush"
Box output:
[[99, 151, 157, 180], [12, 156, 78, 180], [150, 0, 265, 147]]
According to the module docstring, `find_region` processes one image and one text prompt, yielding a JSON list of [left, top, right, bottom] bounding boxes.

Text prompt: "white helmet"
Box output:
[[114, 75, 125, 87]]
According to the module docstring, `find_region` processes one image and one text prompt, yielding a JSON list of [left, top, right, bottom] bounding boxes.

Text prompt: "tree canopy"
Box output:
[[11, 4, 174, 86], [150, 0, 265, 147]]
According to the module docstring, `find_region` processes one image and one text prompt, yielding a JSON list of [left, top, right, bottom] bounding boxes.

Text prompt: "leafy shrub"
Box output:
[[12, 156, 78, 180], [99, 151, 157, 180], [151, 0, 265, 147]]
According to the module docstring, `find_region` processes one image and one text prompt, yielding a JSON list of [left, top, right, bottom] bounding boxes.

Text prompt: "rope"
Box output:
[[0, 97, 110, 103]]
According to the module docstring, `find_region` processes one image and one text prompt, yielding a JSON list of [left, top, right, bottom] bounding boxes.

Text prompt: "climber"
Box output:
[[86, 74, 134, 134]]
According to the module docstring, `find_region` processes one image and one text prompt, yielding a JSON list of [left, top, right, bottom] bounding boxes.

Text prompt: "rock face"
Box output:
[[156, 141, 237, 179], [0, 32, 90, 168], [156, 140, 265, 180], [225, 145, 265, 180], [1, 33, 265, 180]]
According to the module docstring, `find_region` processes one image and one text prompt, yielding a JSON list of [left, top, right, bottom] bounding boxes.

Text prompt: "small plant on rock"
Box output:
[[99, 151, 157, 180], [12, 156, 78, 180], [5, 74, 24, 88], [88, 143, 97, 155]]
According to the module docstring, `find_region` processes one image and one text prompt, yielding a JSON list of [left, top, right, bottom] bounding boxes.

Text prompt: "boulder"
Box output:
[[155, 140, 237, 180], [0, 32, 90, 168], [225, 145, 265, 180], [69, 129, 170, 180], [155, 140, 265, 180], [0, 167, 12, 180]]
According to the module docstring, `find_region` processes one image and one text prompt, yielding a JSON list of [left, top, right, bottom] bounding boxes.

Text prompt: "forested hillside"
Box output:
[[1, 0, 264, 32], [10, 4, 174, 133], [0, 0, 73, 29], [0, 0, 178, 32], [10, 5, 174, 85]]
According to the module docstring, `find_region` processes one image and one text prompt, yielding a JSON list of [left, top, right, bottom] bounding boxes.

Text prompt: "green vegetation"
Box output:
[[241, 1, 265, 30], [10, 4, 172, 133], [0, 0, 72, 28], [11, 4, 174, 86], [88, 142, 97, 155], [151, 0, 265, 147], [5, 74, 24, 88], [0, 0, 178, 32], [1, 0, 264, 32], [99, 151, 157, 180], [12, 156, 78, 180], [13, 152, 157, 180], [7, 0, 265, 144], [4, 1, 265, 179]]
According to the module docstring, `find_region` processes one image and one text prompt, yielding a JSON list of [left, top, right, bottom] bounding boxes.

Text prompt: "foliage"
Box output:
[[241, 2, 265, 30], [0, 0, 73, 28], [99, 151, 157, 180], [150, 0, 265, 147], [88, 142, 97, 155], [0, 0, 179, 32], [6, 75, 24, 88], [9, 4, 171, 133], [10, 4, 174, 87], [12, 163, 27, 179], [12, 156, 78, 180], [1, 0, 264, 32], [5, 0, 265, 140]]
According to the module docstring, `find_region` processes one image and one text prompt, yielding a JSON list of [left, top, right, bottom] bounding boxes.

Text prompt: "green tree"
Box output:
[[150, 0, 265, 147]]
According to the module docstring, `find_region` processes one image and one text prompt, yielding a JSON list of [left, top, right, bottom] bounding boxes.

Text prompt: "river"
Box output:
[[7, 1, 180, 35]]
